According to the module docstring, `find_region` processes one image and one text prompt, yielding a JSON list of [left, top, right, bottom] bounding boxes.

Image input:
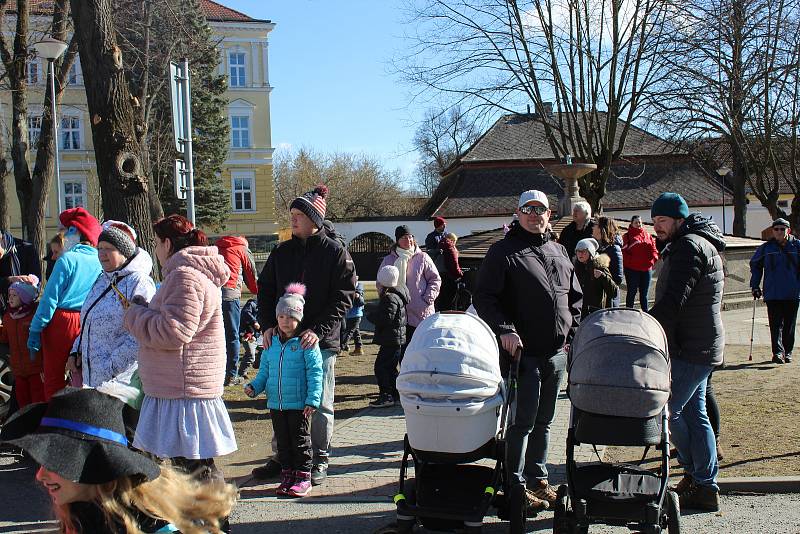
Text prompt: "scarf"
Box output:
[[393, 246, 415, 293], [8, 303, 34, 320]]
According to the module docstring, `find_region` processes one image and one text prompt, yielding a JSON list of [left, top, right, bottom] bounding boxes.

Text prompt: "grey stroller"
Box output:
[[555, 308, 680, 534]]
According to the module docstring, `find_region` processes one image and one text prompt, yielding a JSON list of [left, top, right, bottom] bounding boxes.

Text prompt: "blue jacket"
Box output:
[[240, 298, 259, 334], [30, 244, 102, 335], [750, 237, 800, 301], [249, 335, 323, 410], [346, 282, 365, 319]]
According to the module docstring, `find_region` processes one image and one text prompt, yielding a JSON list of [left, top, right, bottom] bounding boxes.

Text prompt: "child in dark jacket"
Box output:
[[245, 284, 322, 498], [0, 277, 42, 407], [367, 265, 410, 408], [238, 298, 260, 377], [574, 238, 618, 319]]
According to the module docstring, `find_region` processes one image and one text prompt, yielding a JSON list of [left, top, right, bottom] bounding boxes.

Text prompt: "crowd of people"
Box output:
[[0, 179, 797, 531]]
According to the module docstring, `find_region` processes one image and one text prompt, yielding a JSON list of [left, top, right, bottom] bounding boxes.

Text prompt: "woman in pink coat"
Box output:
[[377, 225, 441, 353], [125, 215, 236, 479]]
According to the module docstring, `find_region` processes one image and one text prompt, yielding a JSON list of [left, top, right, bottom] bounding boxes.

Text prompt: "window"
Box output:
[[231, 172, 255, 212], [68, 61, 82, 85], [61, 116, 81, 150], [229, 51, 246, 87], [26, 60, 39, 85], [28, 115, 42, 147], [230, 115, 250, 148], [63, 178, 87, 210]]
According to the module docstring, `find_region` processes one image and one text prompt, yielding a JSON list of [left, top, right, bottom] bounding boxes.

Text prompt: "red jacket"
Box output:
[[0, 305, 42, 377], [215, 236, 258, 298], [439, 239, 464, 279], [622, 227, 659, 272]]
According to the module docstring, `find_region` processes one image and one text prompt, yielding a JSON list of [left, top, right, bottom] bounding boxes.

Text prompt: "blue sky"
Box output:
[[224, 0, 422, 186]]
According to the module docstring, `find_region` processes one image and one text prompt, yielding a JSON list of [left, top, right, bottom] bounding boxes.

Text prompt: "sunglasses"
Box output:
[[519, 205, 548, 215]]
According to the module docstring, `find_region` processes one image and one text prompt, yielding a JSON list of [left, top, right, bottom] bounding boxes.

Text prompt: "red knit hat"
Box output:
[[59, 207, 102, 246], [433, 217, 446, 228]]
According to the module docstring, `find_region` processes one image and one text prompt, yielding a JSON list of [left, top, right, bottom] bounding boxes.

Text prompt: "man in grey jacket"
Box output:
[[649, 192, 725, 513]]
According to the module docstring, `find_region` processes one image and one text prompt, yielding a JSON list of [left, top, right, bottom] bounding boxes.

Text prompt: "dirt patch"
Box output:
[[603, 344, 800, 478]]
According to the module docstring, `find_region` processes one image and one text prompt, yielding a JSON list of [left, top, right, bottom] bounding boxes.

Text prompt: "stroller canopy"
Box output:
[[569, 308, 670, 418], [397, 312, 501, 402]]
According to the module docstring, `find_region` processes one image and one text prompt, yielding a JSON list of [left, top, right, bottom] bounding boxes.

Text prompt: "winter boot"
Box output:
[[670, 474, 694, 495], [529, 479, 558, 506], [352, 345, 364, 356], [524, 489, 550, 513], [276, 469, 294, 496], [251, 459, 282, 480], [679, 483, 719, 512], [369, 393, 395, 408], [288, 470, 313, 497]]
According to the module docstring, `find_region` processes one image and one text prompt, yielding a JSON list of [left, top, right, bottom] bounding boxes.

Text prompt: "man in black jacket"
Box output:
[[256, 185, 356, 486], [649, 192, 725, 512], [474, 190, 582, 512]]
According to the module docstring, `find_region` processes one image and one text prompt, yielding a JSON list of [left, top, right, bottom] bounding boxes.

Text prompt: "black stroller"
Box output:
[[391, 312, 529, 533], [554, 308, 680, 534]]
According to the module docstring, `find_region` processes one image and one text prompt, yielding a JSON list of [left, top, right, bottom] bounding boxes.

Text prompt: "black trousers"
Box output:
[[706, 372, 720, 439], [766, 300, 800, 357], [341, 316, 363, 347], [271, 409, 312, 472], [375, 343, 401, 397]]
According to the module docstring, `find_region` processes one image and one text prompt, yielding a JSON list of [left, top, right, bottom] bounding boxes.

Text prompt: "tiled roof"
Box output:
[[461, 112, 678, 163], [424, 157, 727, 218], [10, 0, 267, 23]]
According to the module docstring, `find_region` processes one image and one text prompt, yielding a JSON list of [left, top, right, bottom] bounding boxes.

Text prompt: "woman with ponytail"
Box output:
[[124, 215, 236, 487]]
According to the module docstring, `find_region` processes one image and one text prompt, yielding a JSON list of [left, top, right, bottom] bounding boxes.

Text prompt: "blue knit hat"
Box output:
[[651, 192, 689, 219]]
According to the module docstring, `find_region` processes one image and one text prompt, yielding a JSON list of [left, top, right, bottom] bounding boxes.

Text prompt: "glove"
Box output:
[[752, 288, 763, 299], [27, 330, 42, 352]]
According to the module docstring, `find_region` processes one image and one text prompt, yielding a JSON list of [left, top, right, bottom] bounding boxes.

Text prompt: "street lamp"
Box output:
[[32, 36, 68, 214], [716, 166, 731, 234]]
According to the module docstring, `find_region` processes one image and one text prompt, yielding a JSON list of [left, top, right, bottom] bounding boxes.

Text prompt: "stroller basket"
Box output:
[[573, 408, 663, 447]]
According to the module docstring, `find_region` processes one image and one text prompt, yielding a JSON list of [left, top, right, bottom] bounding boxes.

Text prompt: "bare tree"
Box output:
[[397, 0, 674, 211], [413, 105, 481, 196], [652, 0, 800, 235]]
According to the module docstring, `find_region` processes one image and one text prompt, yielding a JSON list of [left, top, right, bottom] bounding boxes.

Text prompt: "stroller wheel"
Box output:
[[665, 490, 681, 533], [394, 518, 415, 534], [508, 483, 527, 534], [553, 484, 570, 534]]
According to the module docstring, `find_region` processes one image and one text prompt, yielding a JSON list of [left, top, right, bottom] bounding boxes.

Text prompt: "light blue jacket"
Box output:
[[249, 335, 323, 410], [30, 244, 102, 335], [346, 281, 365, 319]]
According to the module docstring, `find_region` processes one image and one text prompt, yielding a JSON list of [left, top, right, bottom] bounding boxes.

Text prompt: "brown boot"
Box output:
[[670, 474, 694, 495], [352, 345, 364, 356], [529, 478, 558, 506], [679, 483, 719, 512], [524, 489, 550, 513]]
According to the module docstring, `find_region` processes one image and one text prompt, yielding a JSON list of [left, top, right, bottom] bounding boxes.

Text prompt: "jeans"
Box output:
[[669, 358, 718, 490], [221, 299, 242, 379], [375, 343, 401, 397], [506, 350, 567, 486], [624, 268, 653, 311], [311, 349, 336, 465], [272, 409, 312, 472], [706, 372, 720, 439], [766, 300, 799, 357], [341, 316, 363, 348]]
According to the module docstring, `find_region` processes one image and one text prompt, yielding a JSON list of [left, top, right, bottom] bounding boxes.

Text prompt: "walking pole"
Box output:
[[749, 297, 757, 361]]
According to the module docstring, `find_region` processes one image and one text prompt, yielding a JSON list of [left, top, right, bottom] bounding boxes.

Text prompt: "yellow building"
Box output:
[[1, 0, 277, 246]]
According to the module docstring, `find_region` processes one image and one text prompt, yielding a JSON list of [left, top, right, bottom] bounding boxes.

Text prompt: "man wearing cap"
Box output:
[[256, 185, 356, 486], [750, 218, 800, 364], [649, 192, 725, 512], [425, 217, 447, 258], [473, 189, 582, 512]]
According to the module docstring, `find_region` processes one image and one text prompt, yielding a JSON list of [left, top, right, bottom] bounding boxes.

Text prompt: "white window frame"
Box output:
[[28, 115, 42, 148], [26, 59, 40, 85], [231, 170, 256, 212], [67, 60, 83, 85], [62, 175, 88, 210], [230, 114, 251, 148], [60, 114, 81, 150], [228, 49, 247, 87]]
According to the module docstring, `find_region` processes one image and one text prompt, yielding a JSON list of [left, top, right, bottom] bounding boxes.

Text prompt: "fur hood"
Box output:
[[593, 254, 611, 269], [161, 246, 229, 288]]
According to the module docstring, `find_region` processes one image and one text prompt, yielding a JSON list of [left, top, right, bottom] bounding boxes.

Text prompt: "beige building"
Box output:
[[1, 0, 277, 246]]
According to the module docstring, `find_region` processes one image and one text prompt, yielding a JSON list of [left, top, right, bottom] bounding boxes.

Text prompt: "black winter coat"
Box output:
[[369, 286, 410, 346], [650, 214, 725, 366], [558, 220, 594, 258], [258, 228, 356, 352], [0, 236, 41, 308], [573, 254, 618, 318], [240, 298, 259, 334], [473, 222, 583, 358]]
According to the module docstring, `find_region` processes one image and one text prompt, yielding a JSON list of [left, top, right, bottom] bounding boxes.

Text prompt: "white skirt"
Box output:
[[133, 396, 238, 460]]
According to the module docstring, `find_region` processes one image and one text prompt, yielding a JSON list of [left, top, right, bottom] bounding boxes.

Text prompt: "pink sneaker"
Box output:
[[287, 470, 313, 497], [276, 469, 294, 496]]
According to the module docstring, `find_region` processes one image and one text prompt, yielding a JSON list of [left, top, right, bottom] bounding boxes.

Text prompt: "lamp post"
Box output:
[[32, 37, 68, 214], [716, 166, 730, 234]]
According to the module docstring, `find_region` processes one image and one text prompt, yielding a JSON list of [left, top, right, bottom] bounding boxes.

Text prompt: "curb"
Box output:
[[718, 476, 800, 494]]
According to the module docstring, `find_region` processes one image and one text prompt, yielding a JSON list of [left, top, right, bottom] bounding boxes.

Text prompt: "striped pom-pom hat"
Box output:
[[290, 184, 329, 229]]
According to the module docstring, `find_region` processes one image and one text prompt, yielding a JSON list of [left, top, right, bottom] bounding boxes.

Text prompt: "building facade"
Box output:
[[1, 0, 277, 245]]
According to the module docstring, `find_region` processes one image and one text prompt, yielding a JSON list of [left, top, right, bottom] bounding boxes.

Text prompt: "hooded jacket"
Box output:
[[369, 285, 410, 346], [215, 236, 258, 300], [622, 226, 660, 272], [573, 254, 618, 318], [378, 246, 441, 327], [124, 246, 230, 399], [473, 222, 583, 358], [257, 227, 356, 352], [72, 249, 157, 387], [650, 214, 726, 366], [249, 334, 323, 411], [749, 235, 800, 301]]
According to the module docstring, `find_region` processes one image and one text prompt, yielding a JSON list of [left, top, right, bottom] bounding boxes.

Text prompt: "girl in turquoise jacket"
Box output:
[[245, 283, 322, 497]]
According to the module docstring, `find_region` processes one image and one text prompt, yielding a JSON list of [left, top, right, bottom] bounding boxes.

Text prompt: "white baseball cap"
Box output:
[[518, 189, 549, 209]]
